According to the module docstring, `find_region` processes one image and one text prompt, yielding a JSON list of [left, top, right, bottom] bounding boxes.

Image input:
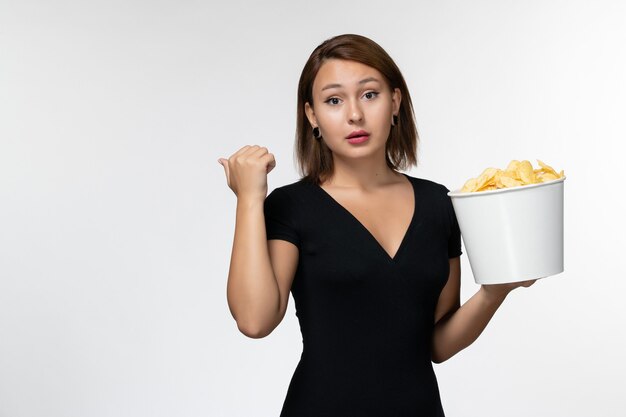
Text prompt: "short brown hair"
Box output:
[[295, 34, 418, 185]]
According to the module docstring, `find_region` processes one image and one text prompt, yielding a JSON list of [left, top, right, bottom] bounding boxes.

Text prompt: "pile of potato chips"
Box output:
[[460, 160, 565, 193]]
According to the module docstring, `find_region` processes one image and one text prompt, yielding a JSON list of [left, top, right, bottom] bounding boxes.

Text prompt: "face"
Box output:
[[305, 59, 401, 163]]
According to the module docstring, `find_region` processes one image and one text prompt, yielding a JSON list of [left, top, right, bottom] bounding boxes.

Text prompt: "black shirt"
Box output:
[[264, 173, 462, 417]]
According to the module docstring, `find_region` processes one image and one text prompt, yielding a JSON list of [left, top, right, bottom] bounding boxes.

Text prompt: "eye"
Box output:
[[363, 91, 379, 100], [325, 97, 341, 105]]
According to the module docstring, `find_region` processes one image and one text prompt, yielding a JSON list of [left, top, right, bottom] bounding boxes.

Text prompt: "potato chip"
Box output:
[[505, 160, 520, 174], [460, 178, 478, 193], [517, 160, 535, 184], [459, 159, 565, 193], [538, 160, 558, 177], [540, 172, 559, 181], [499, 175, 523, 188], [476, 167, 499, 189]]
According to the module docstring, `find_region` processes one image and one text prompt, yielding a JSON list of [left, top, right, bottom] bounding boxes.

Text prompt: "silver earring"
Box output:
[[312, 127, 322, 139]]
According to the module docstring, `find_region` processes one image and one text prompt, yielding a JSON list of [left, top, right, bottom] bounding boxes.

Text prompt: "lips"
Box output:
[[346, 130, 370, 144], [346, 130, 370, 139]]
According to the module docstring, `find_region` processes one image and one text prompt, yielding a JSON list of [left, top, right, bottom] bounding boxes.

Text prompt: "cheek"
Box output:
[[317, 109, 344, 130], [370, 102, 392, 124]]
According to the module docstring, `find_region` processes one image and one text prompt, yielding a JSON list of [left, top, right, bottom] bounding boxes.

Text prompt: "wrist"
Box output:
[[479, 285, 509, 305], [237, 195, 266, 208]]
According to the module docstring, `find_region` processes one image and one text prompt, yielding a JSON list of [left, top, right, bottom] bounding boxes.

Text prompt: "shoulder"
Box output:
[[264, 178, 319, 239], [403, 174, 452, 199], [264, 178, 313, 217], [266, 178, 312, 202], [404, 174, 459, 237]]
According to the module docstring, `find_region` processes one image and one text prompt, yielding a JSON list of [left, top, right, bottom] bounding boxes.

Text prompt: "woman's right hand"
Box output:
[[218, 145, 276, 201]]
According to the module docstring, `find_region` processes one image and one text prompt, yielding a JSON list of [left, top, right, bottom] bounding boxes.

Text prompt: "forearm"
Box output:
[[226, 197, 280, 337], [432, 287, 507, 363]]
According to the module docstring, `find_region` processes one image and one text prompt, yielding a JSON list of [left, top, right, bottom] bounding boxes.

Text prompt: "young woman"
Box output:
[[218, 34, 535, 417]]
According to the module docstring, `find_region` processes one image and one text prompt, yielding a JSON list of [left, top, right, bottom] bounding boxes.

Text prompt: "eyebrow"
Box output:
[[320, 77, 381, 91]]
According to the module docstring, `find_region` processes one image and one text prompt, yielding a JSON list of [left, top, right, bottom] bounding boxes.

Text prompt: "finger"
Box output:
[[230, 146, 261, 165], [232, 146, 266, 166], [250, 146, 269, 156], [265, 153, 276, 174], [227, 146, 259, 169], [240, 144, 262, 156], [231, 145, 254, 158], [218, 158, 230, 183]]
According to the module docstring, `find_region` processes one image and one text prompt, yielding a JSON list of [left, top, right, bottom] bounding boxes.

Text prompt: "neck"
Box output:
[[323, 154, 403, 191]]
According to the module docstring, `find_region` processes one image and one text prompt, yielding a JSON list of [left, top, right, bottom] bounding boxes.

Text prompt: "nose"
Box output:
[[347, 99, 363, 124]]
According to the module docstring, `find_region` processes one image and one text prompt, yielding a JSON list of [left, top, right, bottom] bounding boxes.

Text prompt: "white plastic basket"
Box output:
[[448, 177, 565, 285]]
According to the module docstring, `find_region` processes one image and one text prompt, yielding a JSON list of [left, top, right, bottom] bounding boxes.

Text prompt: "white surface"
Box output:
[[1, 1, 625, 417], [450, 178, 564, 284]]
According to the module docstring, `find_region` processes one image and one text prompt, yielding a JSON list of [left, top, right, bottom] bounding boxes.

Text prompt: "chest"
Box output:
[[318, 183, 415, 261], [299, 181, 449, 270]]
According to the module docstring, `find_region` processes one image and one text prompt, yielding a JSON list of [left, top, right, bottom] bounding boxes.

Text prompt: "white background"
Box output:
[[1, 1, 625, 416]]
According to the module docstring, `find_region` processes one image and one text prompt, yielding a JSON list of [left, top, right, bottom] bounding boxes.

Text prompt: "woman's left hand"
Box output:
[[481, 279, 537, 301]]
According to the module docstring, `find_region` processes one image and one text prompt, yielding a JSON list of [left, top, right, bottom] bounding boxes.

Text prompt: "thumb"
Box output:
[[218, 158, 229, 177]]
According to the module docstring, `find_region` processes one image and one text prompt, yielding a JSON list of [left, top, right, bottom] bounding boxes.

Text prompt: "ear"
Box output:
[[391, 88, 402, 116], [304, 102, 318, 127]]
